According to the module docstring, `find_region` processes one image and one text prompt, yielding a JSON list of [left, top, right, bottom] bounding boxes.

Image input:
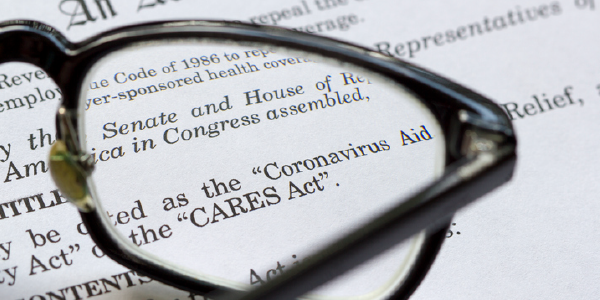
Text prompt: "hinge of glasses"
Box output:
[[49, 106, 95, 212], [457, 109, 508, 179]]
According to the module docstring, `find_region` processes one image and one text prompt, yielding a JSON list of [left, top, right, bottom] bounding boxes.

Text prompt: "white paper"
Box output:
[[0, 1, 598, 299]]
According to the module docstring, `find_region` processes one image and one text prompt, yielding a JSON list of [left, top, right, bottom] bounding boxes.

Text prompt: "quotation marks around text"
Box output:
[[177, 212, 188, 222], [317, 171, 332, 187], [68, 244, 81, 253], [446, 223, 460, 238], [252, 166, 262, 175]]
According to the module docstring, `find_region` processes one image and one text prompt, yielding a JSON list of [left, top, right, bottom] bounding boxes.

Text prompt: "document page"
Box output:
[[0, 1, 598, 299]]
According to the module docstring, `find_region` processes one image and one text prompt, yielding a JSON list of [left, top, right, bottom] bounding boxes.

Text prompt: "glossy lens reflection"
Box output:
[[79, 40, 444, 299]]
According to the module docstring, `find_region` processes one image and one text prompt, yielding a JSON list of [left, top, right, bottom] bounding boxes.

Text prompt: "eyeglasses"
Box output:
[[0, 20, 516, 299]]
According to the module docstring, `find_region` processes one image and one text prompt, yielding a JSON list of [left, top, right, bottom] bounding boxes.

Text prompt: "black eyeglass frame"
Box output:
[[0, 20, 516, 300]]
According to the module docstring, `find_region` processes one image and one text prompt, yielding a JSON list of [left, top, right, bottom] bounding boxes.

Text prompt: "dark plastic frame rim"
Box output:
[[0, 20, 516, 300]]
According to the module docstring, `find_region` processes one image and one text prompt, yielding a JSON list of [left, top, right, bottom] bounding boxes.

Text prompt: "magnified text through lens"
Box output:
[[79, 40, 445, 299]]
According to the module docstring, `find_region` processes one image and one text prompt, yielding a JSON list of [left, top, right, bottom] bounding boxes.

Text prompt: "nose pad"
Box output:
[[49, 139, 95, 212]]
